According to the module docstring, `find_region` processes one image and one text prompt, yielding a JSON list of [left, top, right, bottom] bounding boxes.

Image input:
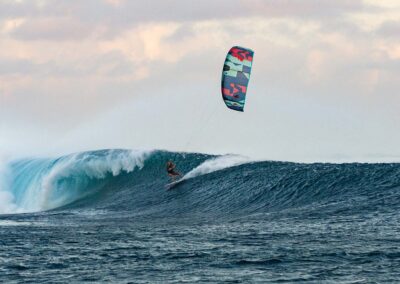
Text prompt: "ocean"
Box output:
[[1, 149, 400, 283]]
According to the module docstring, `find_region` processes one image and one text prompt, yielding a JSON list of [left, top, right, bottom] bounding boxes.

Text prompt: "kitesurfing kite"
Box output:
[[221, 46, 254, 112], [166, 46, 254, 190]]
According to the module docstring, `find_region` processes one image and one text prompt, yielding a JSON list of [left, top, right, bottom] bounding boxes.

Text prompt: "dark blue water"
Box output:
[[1, 149, 400, 283]]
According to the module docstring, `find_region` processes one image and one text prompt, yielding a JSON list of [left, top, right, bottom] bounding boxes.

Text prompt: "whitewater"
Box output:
[[1, 149, 400, 282]]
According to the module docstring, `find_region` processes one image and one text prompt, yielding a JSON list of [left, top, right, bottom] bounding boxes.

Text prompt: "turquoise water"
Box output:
[[1, 150, 400, 283]]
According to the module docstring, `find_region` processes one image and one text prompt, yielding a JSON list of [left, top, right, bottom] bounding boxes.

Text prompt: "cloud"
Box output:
[[1, 0, 400, 160], [11, 17, 93, 40], [377, 20, 400, 38], [1, 0, 370, 37]]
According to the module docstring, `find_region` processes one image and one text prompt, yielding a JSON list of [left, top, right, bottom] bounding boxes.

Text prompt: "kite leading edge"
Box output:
[[221, 46, 254, 112]]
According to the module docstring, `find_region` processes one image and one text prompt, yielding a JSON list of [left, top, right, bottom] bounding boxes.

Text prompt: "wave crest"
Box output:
[[4, 149, 151, 213]]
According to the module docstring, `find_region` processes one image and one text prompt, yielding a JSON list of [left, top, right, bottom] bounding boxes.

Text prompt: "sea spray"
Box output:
[[8, 149, 152, 213], [2, 150, 400, 283], [0, 157, 17, 213], [182, 154, 251, 180]]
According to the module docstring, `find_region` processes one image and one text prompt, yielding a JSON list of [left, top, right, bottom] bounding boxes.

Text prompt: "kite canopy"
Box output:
[[221, 46, 254, 112]]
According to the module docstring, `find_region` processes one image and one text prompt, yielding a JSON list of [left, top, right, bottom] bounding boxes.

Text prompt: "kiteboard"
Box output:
[[165, 178, 186, 190]]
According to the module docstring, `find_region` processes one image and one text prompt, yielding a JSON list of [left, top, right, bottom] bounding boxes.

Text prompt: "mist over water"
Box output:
[[3, 90, 400, 164], [0, 157, 16, 214]]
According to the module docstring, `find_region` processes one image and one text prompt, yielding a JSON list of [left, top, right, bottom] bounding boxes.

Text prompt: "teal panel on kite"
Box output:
[[221, 46, 254, 112]]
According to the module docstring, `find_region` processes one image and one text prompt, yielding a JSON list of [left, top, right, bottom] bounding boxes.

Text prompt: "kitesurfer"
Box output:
[[166, 160, 181, 181]]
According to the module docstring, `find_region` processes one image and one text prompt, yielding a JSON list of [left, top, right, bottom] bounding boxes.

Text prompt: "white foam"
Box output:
[[0, 156, 18, 214], [0, 220, 35, 226], [7, 149, 152, 213], [39, 149, 152, 211]]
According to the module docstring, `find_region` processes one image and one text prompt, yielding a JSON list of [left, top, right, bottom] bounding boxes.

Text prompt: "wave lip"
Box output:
[[3, 149, 151, 213], [3, 149, 400, 220]]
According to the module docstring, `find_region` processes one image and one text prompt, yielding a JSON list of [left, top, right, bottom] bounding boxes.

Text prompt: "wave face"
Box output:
[[2, 149, 400, 218], [2, 150, 150, 213], [2, 149, 400, 283]]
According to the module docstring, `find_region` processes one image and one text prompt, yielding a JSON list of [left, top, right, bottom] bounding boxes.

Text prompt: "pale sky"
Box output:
[[0, 0, 400, 162]]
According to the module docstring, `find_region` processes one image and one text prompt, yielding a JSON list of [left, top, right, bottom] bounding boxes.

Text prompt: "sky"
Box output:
[[0, 0, 400, 162]]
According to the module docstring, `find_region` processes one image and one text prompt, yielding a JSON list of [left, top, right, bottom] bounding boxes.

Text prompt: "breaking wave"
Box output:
[[2, 149, 400, 220]]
